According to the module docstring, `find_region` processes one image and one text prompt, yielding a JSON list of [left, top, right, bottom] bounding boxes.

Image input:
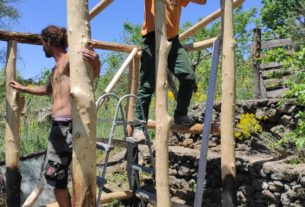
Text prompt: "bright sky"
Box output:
[[2, 0, 261, 79]]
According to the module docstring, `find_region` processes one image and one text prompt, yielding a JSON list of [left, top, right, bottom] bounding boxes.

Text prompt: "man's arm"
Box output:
[[9, 80, 50, 96], [190, 0, 206, 5], [81, 48, 101, 79]]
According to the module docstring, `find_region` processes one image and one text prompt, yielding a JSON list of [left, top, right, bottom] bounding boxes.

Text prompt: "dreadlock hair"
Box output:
[[41, 25, 68, 49]]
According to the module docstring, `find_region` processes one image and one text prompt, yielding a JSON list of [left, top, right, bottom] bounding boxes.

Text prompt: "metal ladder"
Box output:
[[95, 93, 155, 206]]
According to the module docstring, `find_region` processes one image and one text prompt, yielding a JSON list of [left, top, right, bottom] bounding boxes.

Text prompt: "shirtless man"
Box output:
[[9, 25, 100, 207]]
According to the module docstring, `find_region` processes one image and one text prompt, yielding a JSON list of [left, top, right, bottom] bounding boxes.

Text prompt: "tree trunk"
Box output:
[[252, 28, 262, 99], [154, 0, 172, 206], [67, 1, 97, 206], [220, 0, 237, 206], [5, 41, 25, 207]]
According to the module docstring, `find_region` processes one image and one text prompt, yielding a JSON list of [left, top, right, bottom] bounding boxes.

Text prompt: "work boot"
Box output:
[[174, 115, 194, 126], [132, 128, 146, 142]]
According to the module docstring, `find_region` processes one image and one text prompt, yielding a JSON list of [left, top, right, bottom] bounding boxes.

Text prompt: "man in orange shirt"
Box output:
[[134, 0, 206, 141]]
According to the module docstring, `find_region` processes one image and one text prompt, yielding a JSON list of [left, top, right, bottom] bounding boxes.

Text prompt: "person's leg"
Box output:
[[133, 35, 156, 141], [54, 188, 72, 207], [168, 37, 197, 124], [134, 36, 156, 127], [44, 122, 73, 205]]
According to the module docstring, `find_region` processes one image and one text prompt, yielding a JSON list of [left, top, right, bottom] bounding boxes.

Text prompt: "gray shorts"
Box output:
[[43, 121, 72, 189]]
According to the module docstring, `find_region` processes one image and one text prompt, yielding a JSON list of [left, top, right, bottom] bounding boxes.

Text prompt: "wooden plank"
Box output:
[[147, 120, 220, 135], [261, 38, 293, 49], [259, 62, 284, 70], [261, 68, 291, 79], [266, 88, 289, 99], [43, 191, 133, 206], [263, 78, 284, 91]]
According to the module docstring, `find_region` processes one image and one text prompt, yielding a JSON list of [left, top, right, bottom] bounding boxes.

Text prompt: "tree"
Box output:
[[261, 0, 305, 44]]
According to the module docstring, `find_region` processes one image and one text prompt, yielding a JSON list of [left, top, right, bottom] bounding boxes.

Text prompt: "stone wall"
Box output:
[[164, 99, 305, 207]]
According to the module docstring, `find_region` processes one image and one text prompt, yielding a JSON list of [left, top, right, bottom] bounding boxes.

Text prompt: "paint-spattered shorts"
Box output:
[[43, 121, 72, 189]]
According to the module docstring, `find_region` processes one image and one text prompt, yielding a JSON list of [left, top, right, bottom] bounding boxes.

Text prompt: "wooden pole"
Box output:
[[154, 0, 172, 206], [67, 0, 97, 206], [179, 0, 245, 41], [126, 57, 140, 135], [89, 0, 113, 20], [220, 0, 237, 206], [5, 41, 25, 207], [252, 28, 262, 99]]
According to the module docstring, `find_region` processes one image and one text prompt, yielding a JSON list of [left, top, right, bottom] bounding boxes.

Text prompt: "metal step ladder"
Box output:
[[95, 93, 155, 206]]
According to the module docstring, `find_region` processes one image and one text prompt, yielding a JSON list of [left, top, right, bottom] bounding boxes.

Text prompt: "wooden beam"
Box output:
[[0, 30, 140, 54], [0, 30, 41, 45], [154, 0, 172, 206], [43, 190, 133, 207], [0, 30, 213, 54], [89, 0, 114, 20], [89, 39, 140, 54], [179, 0, 245, 41], [220, 0, 237, 206], [67, 0, 97, 205], [147, 120, 220, 135], [126, 57, 140, 135], [184, 37, 217, 51], [5, 40, 25, 207]]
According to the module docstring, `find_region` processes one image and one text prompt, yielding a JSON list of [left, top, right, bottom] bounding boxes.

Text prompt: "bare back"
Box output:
[[50, 54, 71, 117]]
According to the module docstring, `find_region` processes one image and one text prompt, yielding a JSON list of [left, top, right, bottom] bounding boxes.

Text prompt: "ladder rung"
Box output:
[[96, 176, 107, 186], [96, 141, 113, 151], [132, 164, 154, 174]]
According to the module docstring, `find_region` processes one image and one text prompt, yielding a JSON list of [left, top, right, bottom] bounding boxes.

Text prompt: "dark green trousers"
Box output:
[[134, 32, 197, 126]]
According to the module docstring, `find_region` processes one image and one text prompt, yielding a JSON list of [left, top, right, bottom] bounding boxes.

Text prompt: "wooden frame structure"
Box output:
[[2, 0, 244, 206]]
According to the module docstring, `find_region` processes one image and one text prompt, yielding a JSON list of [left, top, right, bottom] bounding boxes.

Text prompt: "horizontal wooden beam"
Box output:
[[147, 120, 220, 135], [0, 30, 140, 54], [179, 0, 245, 41], [0, 30, 214, 54], [89, 39, 140, 53], [43, 190, 133, 206], [184, 37, 217, 51], [0, 30, 42, 45], [89, 0, 113, 20]]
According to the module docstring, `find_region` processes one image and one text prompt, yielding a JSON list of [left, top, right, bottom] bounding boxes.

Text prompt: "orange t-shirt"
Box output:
[[141, 0, 190, 39]]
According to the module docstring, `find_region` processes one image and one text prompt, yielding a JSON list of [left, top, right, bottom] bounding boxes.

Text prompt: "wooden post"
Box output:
[[5, 40, 25, 207], [67, 0, 97, 206], [252, 28, 262, 99], [126, 57, 140, 135], [220, 0, 237, 206], [154, 0, 172, 206]]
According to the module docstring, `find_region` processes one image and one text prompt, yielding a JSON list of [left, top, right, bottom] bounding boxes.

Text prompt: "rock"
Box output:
[[270, 125, 289, 139], [268, 181, 284, 192]]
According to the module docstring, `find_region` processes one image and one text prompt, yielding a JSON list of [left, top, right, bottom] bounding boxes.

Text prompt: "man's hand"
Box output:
[[9, 80, 25, 92], [81, 48, 101, 79]]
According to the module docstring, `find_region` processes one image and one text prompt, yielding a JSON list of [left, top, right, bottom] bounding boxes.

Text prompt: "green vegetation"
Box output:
[[234, 113, 262, 140]]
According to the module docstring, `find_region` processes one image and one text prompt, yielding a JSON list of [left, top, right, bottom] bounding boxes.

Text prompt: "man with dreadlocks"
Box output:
[[9, 25, 101, 207]]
